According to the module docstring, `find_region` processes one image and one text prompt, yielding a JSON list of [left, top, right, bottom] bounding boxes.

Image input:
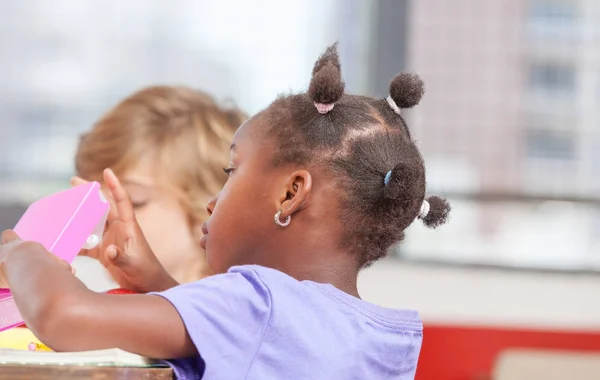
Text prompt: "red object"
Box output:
[[416, 324, 600, 380], [105, 288, 137, 295]]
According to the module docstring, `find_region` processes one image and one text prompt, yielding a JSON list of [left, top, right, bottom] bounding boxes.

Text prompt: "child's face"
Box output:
[[119, 155, 210, 283], [202, 116, 291, 272]]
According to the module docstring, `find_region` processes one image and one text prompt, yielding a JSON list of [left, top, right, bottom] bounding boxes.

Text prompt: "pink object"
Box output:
[[0, 181, 109, 332], [314, 102, 335, 114]]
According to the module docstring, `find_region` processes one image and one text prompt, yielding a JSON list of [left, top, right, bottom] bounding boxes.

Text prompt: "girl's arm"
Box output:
[[1, 237, 196, 359]]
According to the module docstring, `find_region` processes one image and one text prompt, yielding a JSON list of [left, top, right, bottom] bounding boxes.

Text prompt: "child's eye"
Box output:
[[131, 201, 148, 210], [223, 167, 234, 176]]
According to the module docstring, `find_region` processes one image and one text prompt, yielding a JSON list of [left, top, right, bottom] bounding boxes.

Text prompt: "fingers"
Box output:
[[105, 244, 119, 260], [101, 244, 133, 273], [105, 244, 127, 265], [103, 187, 120, 225], [1, 230, 21, 245], [103, 168, 135, 223], [50, 255, 74, 274], [0, 231, 74, 278]]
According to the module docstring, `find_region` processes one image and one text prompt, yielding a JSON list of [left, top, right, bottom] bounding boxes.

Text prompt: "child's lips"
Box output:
[[200, 222, 208, 250], [200, 223, 209, 249]]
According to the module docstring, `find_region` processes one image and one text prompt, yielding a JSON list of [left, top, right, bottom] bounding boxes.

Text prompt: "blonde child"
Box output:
[[73, 86, 246, 284], [0, 86, 245, 350]]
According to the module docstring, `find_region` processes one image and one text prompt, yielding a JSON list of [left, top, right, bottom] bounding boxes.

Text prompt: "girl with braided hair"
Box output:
[[0, 44, 449, 380]]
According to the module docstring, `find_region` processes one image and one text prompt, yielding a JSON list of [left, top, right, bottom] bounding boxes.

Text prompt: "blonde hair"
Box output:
[[75, 86, 246, 226]]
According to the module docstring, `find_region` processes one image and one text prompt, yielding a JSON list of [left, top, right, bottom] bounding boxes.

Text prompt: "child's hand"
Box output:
[[0, 230, 74, 288], [71, 169, 178, 292]]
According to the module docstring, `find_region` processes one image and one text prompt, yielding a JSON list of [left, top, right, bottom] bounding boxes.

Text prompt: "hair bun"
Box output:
[[308, 43, 345, 105], [389, 73, 425, 109], [420, 195, 450, 228]]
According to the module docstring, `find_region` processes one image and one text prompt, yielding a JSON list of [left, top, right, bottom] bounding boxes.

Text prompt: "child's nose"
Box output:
[[206, 192, 220, 216]]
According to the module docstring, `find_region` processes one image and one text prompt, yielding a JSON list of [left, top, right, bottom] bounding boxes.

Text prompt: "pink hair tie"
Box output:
[[314, 102, 334, 114]]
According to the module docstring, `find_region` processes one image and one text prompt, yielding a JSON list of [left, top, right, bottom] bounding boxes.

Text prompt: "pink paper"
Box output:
[[0, 181, 109, 332]]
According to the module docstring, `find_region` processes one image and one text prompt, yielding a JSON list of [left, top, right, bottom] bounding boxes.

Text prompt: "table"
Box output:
[[0, 364, 174, 379]]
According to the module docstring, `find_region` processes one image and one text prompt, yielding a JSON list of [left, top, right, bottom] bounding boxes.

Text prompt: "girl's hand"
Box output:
[[0, 232, 194, 360], [71, 169, 178, 292], [0, 230, 74, 288]]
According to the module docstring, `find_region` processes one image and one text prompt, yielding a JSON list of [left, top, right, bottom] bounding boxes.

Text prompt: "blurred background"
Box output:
[[1, 0, 600, 379]]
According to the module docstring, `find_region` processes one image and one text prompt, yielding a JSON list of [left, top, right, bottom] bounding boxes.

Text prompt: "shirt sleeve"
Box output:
[[151, 266, 272, 379]]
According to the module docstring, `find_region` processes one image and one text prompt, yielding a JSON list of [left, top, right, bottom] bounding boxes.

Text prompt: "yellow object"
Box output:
[[28, 342, 53, 352], [0, 328, 43, 350]]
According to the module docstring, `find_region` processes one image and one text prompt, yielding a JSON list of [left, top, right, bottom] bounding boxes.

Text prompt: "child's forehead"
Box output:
[[232, 114, 270, 147]]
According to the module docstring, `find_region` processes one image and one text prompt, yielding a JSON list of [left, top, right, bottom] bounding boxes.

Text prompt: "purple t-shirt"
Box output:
[[153, 265, 422, 380]]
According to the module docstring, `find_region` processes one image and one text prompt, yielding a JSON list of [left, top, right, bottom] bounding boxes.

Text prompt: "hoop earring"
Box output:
[[274, 210, 291, 227]]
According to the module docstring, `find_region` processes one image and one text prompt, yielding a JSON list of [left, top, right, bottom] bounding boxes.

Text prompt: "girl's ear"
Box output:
[[277, 170, 313, 219]]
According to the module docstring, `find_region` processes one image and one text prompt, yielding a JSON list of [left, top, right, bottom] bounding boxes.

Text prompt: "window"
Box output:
[[0, 0, 373, 204], [529, 62, 575, 94], [525, 128, 576, 160], [529, 0, 577, 23], [527, 0, 579, 42]]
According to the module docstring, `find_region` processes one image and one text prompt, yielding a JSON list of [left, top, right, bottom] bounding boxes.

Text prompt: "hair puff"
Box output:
[[308, 43, 345, 105], [389, 73, 425, 109], [420, 196, 450, 228]]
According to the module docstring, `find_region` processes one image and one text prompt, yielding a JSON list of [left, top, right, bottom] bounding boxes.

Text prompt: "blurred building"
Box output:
[[400, 0, 600, 271], [409, 0, 600, 197]]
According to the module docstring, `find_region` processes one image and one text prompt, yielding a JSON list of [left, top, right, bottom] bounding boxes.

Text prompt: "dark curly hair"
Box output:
[[262, 43, 450, 267]]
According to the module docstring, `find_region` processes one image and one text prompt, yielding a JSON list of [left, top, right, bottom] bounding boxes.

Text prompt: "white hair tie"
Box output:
[[386, 95, 401, 115], [418, 200, 430, 219], [314, 102, 335, 114]]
